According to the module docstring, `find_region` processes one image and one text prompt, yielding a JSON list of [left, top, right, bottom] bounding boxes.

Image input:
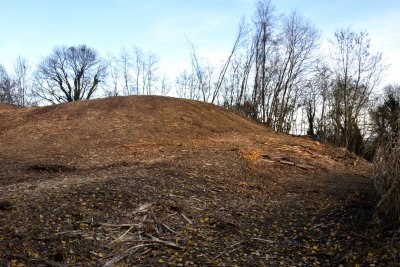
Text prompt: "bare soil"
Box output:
[[0, 96, 398, 266]]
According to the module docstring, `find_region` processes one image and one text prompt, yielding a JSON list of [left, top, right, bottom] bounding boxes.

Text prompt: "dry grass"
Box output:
[[374, 133, 400, 227], [238, 148, 262, 163]]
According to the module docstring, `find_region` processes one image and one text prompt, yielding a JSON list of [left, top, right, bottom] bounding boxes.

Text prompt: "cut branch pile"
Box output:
[[374, 134, 400, 228], [261, 153, 316, 170], [99, 203, 185, 267]]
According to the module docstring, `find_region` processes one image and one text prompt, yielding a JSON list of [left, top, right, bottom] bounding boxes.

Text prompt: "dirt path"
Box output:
[[0, 141, 396, 266]]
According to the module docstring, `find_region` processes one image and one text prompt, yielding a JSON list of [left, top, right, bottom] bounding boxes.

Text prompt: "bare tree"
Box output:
[[222, 56, 242, 108], [222, 35, 255, 111], [143, 52, 159, 95], [175, 70, 197, 99], [236, 38, 256, 108], [13, 56, 29, 106], [298, 62, 332, 137], [273, 12, 320, 132], [302, 80, 319, 136], [187, 41, 212, 102], [159, 75, 171, 96], [211, 20, 248, 104], [0, 65, 16, 104], [329, 28, 386, 149], [252, 0, 276, 122], [106, 53, 120, 96], [247, 3, 320, 131], [34, 45, 108, 104], [176, 41, 215, 102], [129, 46, 159, 95], [119, 48, 133, 95], [314, 63, 333, 139], [131, 46, 143, 95]]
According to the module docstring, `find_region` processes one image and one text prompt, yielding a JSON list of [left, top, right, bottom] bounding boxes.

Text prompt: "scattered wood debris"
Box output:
[[0, 96, 390, 266]]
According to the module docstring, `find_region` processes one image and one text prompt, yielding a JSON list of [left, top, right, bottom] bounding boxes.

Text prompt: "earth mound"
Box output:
[[0, 96, 265, 168], [0, 96, 393, 266]]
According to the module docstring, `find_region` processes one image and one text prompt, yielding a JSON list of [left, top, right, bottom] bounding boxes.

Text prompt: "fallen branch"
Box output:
[[118, 237, 183, 250], [214, 241, 244, 259], [103, 244, 153, 267], [145, 233, 182, 249], [252, 237, 274, 244], [214, 238, 274, 259], [297, 164, 316, 170], [132, 203, 153, 214], [161, 222, 178, 234], [98, 222, 141, 228], [5, 252, 67, 267], [52, 230, 83, 236], [279, 160, 295, 166], [110, 225, 134, 244], [181, 212, 193, 224]]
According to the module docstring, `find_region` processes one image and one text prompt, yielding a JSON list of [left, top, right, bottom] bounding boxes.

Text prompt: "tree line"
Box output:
[[0, 44, 168, 106], [174, 0, 392, 159], [0, 0, 397, 158]]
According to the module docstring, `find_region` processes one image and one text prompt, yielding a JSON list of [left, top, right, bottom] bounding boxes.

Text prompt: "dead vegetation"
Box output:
[[0, 96, 398, 266], [374, 134, 400, 227]]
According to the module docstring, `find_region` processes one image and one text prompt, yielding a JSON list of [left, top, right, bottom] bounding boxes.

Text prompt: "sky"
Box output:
[[1, 0, 399, 87]]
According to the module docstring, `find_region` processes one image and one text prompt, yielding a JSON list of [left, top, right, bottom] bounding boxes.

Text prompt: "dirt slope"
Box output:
[[0, 96, 396, 266], [0, 96, 265, 168], [0, 95, 357, 173]]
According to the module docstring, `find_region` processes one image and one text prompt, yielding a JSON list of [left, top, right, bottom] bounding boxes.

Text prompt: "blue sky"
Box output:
[[1, 0, 399, 85]]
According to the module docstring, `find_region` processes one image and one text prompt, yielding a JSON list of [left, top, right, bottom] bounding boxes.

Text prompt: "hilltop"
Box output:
[[0, 96, 265, 169], [0, 96, 395, 266], [0, 96, 360, 173]]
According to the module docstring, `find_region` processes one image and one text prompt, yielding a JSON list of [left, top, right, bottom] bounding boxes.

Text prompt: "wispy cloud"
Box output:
[[144, 12, 239, 76]]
